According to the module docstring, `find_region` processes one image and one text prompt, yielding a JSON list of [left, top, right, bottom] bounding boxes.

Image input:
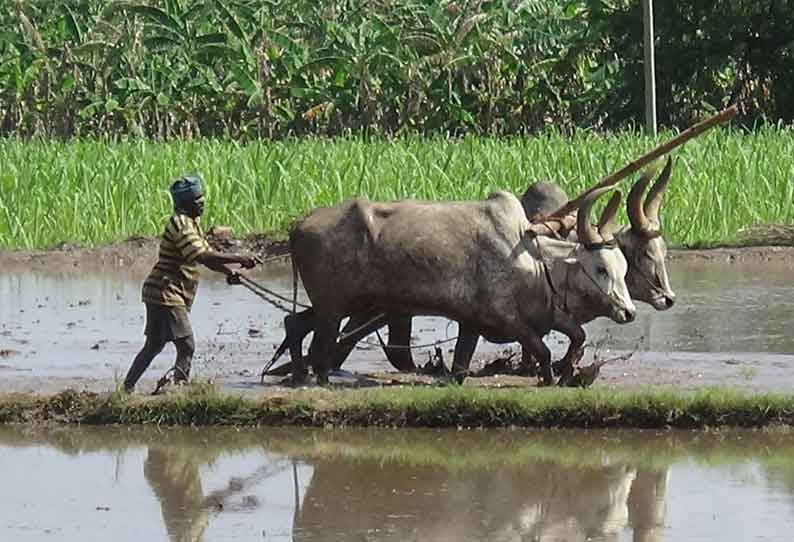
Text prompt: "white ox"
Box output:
[[287, 186, 635, 385]]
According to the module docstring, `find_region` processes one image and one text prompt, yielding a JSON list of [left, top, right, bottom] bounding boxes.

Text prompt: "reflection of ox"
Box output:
[[292, 456, 667, 542], [288, 186, 635, 385]]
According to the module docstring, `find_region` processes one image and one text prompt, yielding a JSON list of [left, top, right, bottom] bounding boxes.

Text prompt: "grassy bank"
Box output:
[[3, 385, 794, 429], [2, 128, 794, 250]]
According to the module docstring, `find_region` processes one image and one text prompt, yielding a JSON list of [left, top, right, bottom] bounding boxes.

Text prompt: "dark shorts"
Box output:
[[144, 303, 193, 343]]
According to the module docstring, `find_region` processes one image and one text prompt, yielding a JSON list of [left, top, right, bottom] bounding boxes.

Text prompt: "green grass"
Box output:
[[3, 384, 794, 429], [2, 127, 793, 250]]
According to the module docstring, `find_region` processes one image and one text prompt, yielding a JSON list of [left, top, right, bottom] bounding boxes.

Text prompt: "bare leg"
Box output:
[[173, 335, 195, 383], [124, 335, 167, 392]]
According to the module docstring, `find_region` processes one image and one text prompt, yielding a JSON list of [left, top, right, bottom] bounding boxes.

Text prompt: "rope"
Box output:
[[256, 254, 292, 265], [237, 274, 311, 311], [336, 313, 389, 344], [360, 332, 459, 350]]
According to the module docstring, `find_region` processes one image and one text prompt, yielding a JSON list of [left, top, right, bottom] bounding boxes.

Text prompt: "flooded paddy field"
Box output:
[[3, 425, 794, 541], [2, 247, 794, 395]]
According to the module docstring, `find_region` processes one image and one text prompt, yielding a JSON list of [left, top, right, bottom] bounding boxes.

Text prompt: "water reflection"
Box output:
[[3, 427, 794, 541], [144, 446, 214, 541], [291, 444, 664, 542]]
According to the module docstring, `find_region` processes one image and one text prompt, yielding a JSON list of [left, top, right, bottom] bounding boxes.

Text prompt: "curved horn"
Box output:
[[577, 186, 612, 246], [643, 155, 673, 228], [626, 166, 656, 234], [597, 190, 622, 242]]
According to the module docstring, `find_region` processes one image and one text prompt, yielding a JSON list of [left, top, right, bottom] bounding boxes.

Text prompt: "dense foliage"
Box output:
[[3, 0, 792, 139]]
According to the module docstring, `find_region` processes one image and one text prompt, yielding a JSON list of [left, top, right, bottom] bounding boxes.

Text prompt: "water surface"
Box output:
[[2, 426, 794, 541], [1, 260, 794, 391]]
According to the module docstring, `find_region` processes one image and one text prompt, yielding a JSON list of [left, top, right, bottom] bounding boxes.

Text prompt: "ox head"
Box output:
[[619, 157, 676, 310], [566, 186, 636, 324]]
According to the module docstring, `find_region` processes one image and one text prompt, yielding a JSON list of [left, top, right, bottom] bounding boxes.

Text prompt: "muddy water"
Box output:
[[1, 260, 794, 392], [2, 426, 794, 541]]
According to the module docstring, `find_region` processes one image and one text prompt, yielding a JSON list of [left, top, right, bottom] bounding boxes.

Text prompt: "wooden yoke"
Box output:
[[544, 104, 738, 220]]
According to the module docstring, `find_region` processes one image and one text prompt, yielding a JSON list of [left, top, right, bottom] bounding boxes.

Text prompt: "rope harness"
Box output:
[[235, 273, 311, 312]]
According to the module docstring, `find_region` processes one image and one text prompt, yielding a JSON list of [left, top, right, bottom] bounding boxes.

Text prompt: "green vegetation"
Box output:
[[3, 384, 794, 429], [4, 424, 794, 474], [3, 128, 793, 249], [3, 1, 792, 139]]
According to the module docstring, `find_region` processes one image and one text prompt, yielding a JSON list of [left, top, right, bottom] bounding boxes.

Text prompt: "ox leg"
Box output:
[[384, 314, 417, 372], [519, 347, 538, 377], [451, 325, 480, 384], [331, 311, 386, 370], [520, 331, 553, 386], [550, 318, 586, 387], [308, 313, 342, 386], [283, 309, 315, 385]]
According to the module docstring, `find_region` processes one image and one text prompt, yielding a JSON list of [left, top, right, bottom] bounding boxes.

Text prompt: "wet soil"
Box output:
[[2, 234, 794, 398]]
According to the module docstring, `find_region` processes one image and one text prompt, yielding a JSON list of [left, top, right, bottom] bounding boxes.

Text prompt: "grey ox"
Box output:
[[357, 157, 677, 377], [271, 159, 675, 384], [287, 184, 636, 386]]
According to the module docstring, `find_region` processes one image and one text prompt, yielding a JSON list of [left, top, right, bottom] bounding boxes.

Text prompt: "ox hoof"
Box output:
[[518, 363, 538, 377], [285, 370, 309, 387]]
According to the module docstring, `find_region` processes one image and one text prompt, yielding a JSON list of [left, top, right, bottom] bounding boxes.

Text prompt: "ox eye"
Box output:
[[596, 266, 608, 276]]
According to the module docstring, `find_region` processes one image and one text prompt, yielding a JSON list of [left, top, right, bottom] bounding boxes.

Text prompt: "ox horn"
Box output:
[[643, 155, 673, 228], [577, 186, 613, 246], [626, 162, 661, 234], [597, 190, 622, 242]]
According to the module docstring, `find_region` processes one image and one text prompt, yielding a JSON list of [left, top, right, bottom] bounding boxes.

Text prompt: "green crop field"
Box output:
[[1, 127, 793, 250]]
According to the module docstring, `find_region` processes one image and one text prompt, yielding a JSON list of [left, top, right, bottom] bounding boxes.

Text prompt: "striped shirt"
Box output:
[[142, 213, 211, 307]]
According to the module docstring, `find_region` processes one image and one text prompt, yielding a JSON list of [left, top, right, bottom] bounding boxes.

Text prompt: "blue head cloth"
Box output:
[[170, 175, 204, 209]]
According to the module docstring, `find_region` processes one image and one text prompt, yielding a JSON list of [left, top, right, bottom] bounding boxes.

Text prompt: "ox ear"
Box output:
[[597, 190, 622, 241], [643, 155, 673, 229]]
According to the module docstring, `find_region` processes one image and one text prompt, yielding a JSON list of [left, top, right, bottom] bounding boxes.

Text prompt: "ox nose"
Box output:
[[618, 308, 636, 323], [663, 295, 675, 309]]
